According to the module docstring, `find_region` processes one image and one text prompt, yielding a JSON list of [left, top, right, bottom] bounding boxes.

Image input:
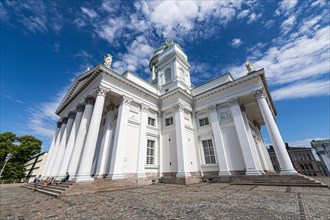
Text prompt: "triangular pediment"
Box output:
[[56, 65, 102, 115]]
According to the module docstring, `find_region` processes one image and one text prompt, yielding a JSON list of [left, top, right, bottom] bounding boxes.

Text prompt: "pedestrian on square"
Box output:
[[43, 177, 49, 187]]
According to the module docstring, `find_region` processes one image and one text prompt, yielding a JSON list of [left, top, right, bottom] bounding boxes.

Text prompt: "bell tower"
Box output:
[[149, 40, 191, 94]]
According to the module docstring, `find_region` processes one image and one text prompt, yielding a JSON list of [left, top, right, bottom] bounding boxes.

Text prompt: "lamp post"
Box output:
[[0, 153, 13, 179]]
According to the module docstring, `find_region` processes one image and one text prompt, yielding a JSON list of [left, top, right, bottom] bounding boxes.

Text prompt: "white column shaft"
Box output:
[[67, 100, 94, 177], [41, 126, 60, 178], [46, 122, 67, 177], [137, 105, 148, 178], [256, 128, 275, 171], [76, 91, 106, 182], [57, 109, 84, 178], [107, 97, 130, 180], [174, 104, 191, 177], [209, 107, 231, 175], [230, 100, 263, 175], [52, 116, 75, 178], [95, 110, 115, 178], [255, 93, 297, 175]]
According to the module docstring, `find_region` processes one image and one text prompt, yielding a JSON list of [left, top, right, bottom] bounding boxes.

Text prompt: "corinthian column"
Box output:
[[75, 86, 109, 182], [174, 103, 191, 177], [208, 105, 231, 175], [107, 95, 132, 180], [254, 89, 297, 175], [94, 104, 115, 178], [57, 104, 84, 179], [52, 112, 75, 178], [47, 117, 68, 177], [41, 123, 61, 179], [68, 97, 95, 178], [230, 98, 263, 175]]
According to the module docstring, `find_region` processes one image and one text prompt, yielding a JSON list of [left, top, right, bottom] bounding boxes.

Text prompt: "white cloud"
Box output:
[[237, 9, 250, 19], [247, 12, 262, 24], [280, 16, 296, 34], [20, 16, 47, 33], [81, 7, 98, 19], [53, 43, 60, 52], [275, 0, 298, 16], [272, 80, 329, 100], [73, 50, 92, 59], [231, 38, 242, 48], [95, 17, 126, 44]]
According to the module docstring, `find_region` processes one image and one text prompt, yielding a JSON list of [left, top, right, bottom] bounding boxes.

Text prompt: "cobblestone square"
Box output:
[[1, 183, 329, 219]]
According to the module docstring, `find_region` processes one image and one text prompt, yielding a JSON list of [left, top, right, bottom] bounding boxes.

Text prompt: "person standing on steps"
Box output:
[[32, 175, 41, 192], [59, 172, 69, 184]]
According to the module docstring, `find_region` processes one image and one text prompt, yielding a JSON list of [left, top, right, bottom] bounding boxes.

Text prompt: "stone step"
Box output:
[[21, 184, 61, 197]]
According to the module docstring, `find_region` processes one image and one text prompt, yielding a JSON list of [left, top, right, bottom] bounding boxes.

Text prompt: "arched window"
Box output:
[[165, 68, 171, 83]]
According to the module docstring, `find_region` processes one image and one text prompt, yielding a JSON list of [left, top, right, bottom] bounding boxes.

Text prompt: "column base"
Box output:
[[93, 174, 106, 179], [219, 170, 232, 176], [176, 171, 191, 177], [280, 169, 298, 175], [106, 173, 124, 180], [245, 170, 263, 175], [74, 174, 94, 182]]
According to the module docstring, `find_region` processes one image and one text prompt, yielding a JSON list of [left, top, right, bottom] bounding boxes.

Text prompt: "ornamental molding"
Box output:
[[253, 89, 265, 99]]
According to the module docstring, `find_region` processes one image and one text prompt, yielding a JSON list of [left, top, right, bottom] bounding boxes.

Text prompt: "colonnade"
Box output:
[[41, 86, 133, 182], [204, 89, 297, 176]]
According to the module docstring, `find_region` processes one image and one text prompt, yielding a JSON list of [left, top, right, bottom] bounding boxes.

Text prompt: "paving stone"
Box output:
[[0, 183, 329, 219]]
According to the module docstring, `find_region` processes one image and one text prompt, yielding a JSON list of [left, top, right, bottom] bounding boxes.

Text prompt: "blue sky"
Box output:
[[1, 0, 329, 153]]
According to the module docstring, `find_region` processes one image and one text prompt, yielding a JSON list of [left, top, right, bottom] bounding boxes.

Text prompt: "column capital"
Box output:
[[140, 103, 149, 112], [173, 103, 185, 112], [240, 105, 246, 112], [253, 89, 265, 99], [61, 116, 68, 124], [57, 121, 62, 128], [76, 103, 85, 112], [97, 86, 110, 97], [122, 95, 132, 106], [85, 96, 95, 105], [208, 105, 216, 112], [228, 97, 239, 106], [68, 112, 76, 119]]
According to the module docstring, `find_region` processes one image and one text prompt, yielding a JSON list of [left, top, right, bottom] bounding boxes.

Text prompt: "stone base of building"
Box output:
[[160, 172, 202, 185]]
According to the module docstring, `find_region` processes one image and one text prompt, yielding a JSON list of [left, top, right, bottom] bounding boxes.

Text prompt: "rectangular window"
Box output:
[[307, 154, 312, 160], [165, 117, 173, 126], [148, 117, 155, 126], [302, 154, 307, 161], [308, 163, 314, 170], [146, 140, 155, 165], [199, 117, 209, 126], [202, 139, 216, 164]]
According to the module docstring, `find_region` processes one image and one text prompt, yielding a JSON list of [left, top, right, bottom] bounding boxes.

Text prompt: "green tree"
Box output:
[[0, 132, 42, 180]]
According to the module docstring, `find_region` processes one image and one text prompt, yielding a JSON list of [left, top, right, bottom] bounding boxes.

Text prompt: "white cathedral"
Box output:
[[41, 41, 297, 184]]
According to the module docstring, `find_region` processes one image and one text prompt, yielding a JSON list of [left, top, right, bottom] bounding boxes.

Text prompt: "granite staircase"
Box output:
[[205, 173, 328, 187], [21, 181, 75, 197]]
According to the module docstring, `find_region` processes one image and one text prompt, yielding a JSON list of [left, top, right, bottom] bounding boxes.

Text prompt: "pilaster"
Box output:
[[174, 103, 191, 177], [137, 103, 149, 178], [208, 105, 231, 176]]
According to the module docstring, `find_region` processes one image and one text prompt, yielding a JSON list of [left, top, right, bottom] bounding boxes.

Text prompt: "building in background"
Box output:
[[268, 144, 325, 176], [311, 139, 330, 176], [24, 152, 48, 183]]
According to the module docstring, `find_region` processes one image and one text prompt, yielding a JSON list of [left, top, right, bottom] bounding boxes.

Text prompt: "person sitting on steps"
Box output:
[[58, 172, 69, 184]]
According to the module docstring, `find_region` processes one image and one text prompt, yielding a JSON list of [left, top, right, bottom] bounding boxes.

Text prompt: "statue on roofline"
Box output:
[[245, 59, 254, 73], [104, 54, 112, 68]]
